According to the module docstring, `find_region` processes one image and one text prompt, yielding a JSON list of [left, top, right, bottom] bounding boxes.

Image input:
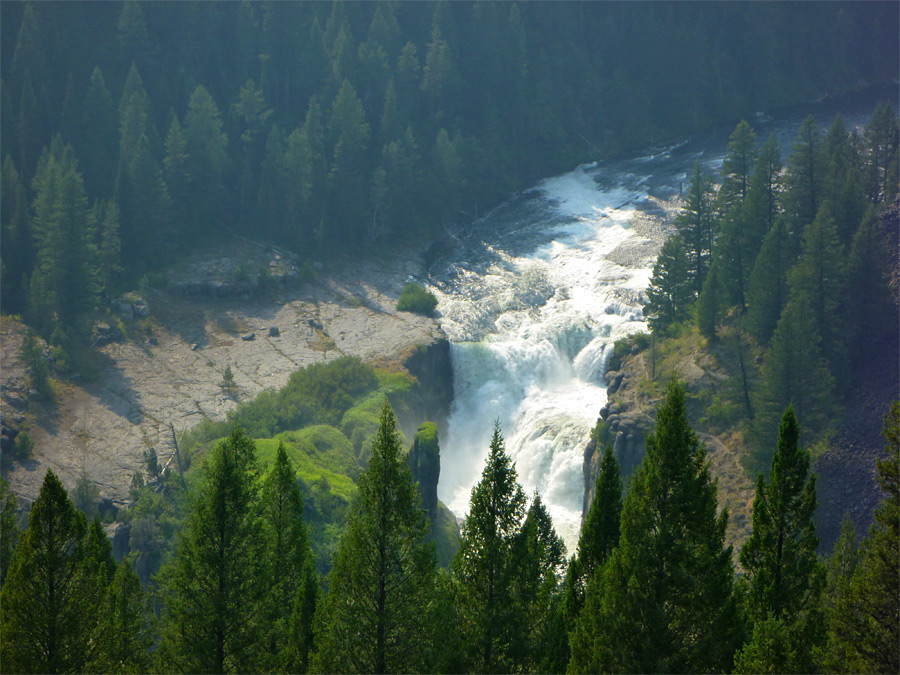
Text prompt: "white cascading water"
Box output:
[[433, 165, 660, 551]]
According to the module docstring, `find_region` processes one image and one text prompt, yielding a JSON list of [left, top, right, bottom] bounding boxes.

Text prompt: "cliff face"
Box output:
[[582, 328, 757, 552]]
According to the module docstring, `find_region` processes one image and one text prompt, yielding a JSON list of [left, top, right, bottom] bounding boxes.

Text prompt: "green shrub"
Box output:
[[396, 282, 438, 317]]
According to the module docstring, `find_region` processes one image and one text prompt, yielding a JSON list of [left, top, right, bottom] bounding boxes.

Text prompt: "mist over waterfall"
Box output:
[[428, 90, 895, 553]]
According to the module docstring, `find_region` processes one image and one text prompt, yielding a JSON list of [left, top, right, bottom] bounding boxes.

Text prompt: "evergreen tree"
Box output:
[[452, 422, 527, 674], [783, 115, 825, 254], [326, 79, 370, 245], [718, 120, 757, 212], [0, 470, 99, 674], [157, 427, 267, 673], [510, 494, 565, 673], [825, 402, 900, 673], [163, 115, 189, 235], [787, 206, 846, 378], [28, 136, 100, 337], [845, 206, 893, 358], [184, 85, 228, 235], [79, 67, 117, 200], [819, 515, 860, 673], [740, 133, 783, 264], [287, 558, 319, 674], [746, 218, 790, 344], [577, 443, 622, 577], [822, 114, 866, 245], [675, 160, 718, 295], [569, 383, 740, 673], [753, 300, 836, 457], [97, 198, 122, 297], [91, 557, 155, 674], [738, 406, 824, 672], [313, 403, 437, 674], [644, 234, 693, 333], [697, 256, 724, 339], [260, 441, 311, 672], [0, 478, 19, 587]]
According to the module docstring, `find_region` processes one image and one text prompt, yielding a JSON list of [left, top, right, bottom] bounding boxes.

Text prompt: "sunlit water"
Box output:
[[428, 86, 897, 553]]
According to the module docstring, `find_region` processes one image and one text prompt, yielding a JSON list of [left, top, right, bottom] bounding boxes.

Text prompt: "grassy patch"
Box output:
[[396, 282, 438, 317]]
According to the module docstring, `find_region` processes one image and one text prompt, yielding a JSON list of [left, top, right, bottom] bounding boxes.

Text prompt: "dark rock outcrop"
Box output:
[[408, 422, 441, 522], [402, 339, 454, 433]]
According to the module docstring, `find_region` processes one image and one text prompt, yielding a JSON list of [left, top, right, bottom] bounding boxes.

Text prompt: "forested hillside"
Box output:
[[2, 1, 898, 348]]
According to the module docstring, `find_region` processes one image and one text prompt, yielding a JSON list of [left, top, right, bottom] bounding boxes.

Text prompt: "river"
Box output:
[[428, 85, 899, 552]]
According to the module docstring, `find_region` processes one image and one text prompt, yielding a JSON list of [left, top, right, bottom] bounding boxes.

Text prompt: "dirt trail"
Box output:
[[1, 245, 442, 506]]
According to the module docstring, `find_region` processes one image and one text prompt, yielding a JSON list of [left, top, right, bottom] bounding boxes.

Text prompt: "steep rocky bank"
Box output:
[[1, 239, 449, 509]]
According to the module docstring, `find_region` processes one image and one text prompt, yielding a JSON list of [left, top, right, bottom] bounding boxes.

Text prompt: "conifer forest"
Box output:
[[1, 2, 898, 674]]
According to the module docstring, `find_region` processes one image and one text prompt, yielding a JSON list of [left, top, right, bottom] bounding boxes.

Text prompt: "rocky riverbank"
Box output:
[[1, 239, 447, 509]]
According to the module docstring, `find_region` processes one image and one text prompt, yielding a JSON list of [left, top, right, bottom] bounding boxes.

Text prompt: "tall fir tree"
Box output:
[[675, 160, 718, 295], [184, 85, 228, 235], [737, 406, 824, 673], [644, 234, 693, 334], [787, 206, 846, 380], [0, 154, 33, 314], [259, 441, 312, 672], [746, 218, 790, 345], [740, 133, 783, 265], [0, 470, 102, 674], [569, 382, 740, 673], [157, 428, 267, 673], [577, 443, 622, 578], [510, 494, 566, 673], [313, 403, 437, 674], [28, 136, 100, 338], [452, 422, 527, 674], [753, 300, 836, 459], [845, 206, 893, 359], [90, 557, 155, 674], [783, 115, 825, 256]]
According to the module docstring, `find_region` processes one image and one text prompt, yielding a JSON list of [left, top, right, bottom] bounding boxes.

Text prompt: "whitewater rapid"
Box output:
[[432, 163, 664, 550]]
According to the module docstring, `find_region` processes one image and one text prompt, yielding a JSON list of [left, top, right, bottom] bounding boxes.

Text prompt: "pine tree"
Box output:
[[845, 206, 893, 359], [819, 515, 860, 673], [313, 403, 437, 674], [0, 470, 100, 673], [718, 120, 757, 212], [737, 406, 824, 672], [741, 134, 783, 265], [97, 198, 122, 297], [510, 494, 565, 672], [287, 558, 319, 674], [644, 234, 693, 334], [570, 383, 740, 673], [697, 256, 724, 339], [79, 67, 117, 200], [184, 85, 228, 235], [577, 443, 622, 577], [91, 557, 155, 674], [675, 160, 718, 295], [157, 427, 267, 673], [822, 114, 866, 245], [825, 402, 900, 673], [28, 136, 100, 337], [746, 218, 790, 344], [260, 441, 311, 672], [787, 206, 846, 378], [452, 422, 527, 674], [753, 300, 836, 458], [783, 115, 825, 254], [163, 115, 189, 235], [863, 102, 900, 205]]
